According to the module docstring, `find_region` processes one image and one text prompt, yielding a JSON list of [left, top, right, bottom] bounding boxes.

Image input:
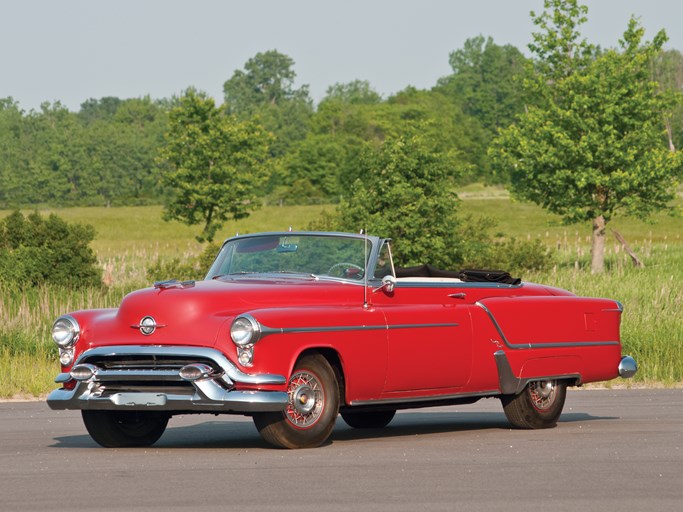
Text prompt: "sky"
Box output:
[[2, 0, 683, 112]]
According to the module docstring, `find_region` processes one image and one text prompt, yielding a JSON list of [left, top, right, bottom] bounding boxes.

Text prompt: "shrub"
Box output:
[[463, 237, 554, 275], [146, 242, 220, 282], [0, 211, 101, 288]]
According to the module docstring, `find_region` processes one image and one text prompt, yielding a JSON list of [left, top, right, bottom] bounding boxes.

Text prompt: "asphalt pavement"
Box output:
[[1, 389, 681, 512]]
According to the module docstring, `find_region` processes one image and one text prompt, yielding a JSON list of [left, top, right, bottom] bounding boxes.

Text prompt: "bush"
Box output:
[[0, 211, 101, 288], [146, 242, 220, 282], [463, 237, 554, 275]]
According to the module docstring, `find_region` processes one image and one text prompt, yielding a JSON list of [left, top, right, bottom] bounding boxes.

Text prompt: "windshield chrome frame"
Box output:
[[206, 231, 387, 284]]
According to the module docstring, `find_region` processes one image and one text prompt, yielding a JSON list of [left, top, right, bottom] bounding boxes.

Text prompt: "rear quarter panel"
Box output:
[[475, 296, 623, 385]]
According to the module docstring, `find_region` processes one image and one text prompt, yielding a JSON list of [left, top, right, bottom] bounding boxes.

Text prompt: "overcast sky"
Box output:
[[2, 0, 682, 112]]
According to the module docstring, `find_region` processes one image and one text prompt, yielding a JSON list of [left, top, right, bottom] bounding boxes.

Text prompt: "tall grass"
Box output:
[[1, 200, 681, 397]]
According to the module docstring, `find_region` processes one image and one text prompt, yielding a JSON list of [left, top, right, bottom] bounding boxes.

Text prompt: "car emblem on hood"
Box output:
[[131, 316, 166, 336]]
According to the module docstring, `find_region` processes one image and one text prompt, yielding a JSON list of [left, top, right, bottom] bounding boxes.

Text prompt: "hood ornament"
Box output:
[[131, 316, 166, 336]]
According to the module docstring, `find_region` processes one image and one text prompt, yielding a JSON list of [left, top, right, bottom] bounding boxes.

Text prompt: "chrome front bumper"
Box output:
[[46, 345, 289, 413]]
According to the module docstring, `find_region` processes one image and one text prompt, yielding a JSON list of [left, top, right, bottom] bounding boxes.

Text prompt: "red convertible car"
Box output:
[[47, 231, 637, 448]]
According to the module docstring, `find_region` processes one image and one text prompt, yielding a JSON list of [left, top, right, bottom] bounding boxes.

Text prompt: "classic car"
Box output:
[[47, 231, 637, 449]]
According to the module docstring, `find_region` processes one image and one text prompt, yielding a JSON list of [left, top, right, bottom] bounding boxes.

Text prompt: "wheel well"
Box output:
[[298, 348, 346, 406]]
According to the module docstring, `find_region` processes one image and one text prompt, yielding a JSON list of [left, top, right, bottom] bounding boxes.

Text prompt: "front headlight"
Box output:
[[52, 315, 80, 348], [230, 314, 261, 347]]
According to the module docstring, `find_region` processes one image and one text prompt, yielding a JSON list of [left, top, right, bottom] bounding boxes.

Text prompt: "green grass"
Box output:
[[1, 197, 681, 397]]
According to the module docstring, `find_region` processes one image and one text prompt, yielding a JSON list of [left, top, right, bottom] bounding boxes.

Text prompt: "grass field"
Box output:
[[1, 194, 681, 397]]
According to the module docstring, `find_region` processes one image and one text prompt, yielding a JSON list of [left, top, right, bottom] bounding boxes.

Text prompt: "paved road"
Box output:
[[2, 389, 681, 512]]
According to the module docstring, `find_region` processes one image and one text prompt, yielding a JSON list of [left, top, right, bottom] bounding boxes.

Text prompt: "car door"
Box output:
[[372, 284, 473, 393]]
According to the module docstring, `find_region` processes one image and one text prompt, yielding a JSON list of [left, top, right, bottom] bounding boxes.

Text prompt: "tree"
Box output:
[[652, 49, 683, 151], [157, 89, 273, 243], [223, 50, 313, 157], [437, 35, 528, 134], [327, 134, 466, 268], [490, 0, 682, 273], [0, 98, 25, 207], [324, 80, 382, 105]]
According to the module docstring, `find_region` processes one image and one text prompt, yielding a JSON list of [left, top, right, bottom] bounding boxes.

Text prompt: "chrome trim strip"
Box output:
[[475, 302, 620, 350], [603, 301, 624, 313], [350, 390, 498, 407], [81, 369, 183, 382], [260, 322, 459, 337]]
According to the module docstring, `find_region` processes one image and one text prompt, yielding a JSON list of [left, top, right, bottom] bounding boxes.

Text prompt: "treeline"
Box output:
[[1, 37, 682, 209]]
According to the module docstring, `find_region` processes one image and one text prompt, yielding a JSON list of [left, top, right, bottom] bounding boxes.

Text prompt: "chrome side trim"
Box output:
[[259, 322, 459, 337], [349, 390, 498, 407], [602, 300, 624, 313], [475, 302, 620, 350]]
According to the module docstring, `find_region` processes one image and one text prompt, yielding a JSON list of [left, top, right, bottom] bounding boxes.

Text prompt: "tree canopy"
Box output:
[[490, 0, 682, 273], [157, 89, 273, 243]]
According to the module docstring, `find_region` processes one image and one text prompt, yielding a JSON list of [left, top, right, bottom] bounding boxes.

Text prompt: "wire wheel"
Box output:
[[253, 354, 339, 448], [528, 380, 558, 411], [285, 370, 325, 428], [501, 379, 567, 429]]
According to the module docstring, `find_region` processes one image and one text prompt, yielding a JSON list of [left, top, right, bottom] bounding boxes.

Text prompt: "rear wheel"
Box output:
[[81, 410, 169, 447], [253, 354, 339, 449], [341, 410, 396, 429], [501, 379, 567, 429]]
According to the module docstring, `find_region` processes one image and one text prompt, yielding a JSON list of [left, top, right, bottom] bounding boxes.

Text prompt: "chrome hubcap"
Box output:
[[529, 380, 556, 410], [285, 371, 324, 428]]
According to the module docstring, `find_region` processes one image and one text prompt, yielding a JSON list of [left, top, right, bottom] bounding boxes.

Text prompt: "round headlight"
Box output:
[[52, 316, 80, 348], [230, 315, 261, 347]]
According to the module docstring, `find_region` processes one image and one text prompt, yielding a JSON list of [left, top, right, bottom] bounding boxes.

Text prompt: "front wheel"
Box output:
[[253, 354, 339, 449], [81, 410, 169, 447], [501, 379, 567, 429]]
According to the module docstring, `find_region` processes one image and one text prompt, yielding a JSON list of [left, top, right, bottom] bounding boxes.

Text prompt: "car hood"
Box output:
[[85, 277, 364, 349]]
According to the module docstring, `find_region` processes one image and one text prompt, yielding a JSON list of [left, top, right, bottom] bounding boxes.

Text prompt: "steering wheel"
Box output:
[[326, 262, 364, 279]]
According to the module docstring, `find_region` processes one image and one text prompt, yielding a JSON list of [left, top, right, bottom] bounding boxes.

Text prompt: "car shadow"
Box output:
[[50, 410, 617, 450]]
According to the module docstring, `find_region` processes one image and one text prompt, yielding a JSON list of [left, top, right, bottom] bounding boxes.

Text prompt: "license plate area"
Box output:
[[110, 392, 167, 406]]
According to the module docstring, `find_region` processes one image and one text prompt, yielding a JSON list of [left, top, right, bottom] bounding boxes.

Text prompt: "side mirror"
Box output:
[[373, 275, 396, 294]]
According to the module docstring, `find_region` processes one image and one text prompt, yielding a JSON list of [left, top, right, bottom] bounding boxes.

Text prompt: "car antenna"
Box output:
[[362, 228, 369, 309]]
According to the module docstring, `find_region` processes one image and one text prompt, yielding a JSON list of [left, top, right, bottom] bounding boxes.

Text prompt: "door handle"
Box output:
[[448, 292, 466, 299]]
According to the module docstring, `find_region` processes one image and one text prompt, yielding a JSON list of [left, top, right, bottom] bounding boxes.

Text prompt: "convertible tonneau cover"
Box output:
[[395, 264, 521, 285]]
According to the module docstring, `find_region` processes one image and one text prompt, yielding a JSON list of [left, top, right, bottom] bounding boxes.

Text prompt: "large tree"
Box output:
[[223, 50, 312, 157], [437, 35, 528, 134], [158, 89, 272, 243], [490, 0, 682, 273], [652, 48, 683, 151], [330, 134, 466, 268]]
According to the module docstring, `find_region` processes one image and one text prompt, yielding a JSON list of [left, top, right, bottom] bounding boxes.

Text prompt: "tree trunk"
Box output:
[[591, 215, 606, 274], [665, 118, 676, 152]]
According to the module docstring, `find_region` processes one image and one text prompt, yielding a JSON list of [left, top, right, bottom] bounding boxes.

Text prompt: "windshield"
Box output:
[[206, 234, 371, 281]]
